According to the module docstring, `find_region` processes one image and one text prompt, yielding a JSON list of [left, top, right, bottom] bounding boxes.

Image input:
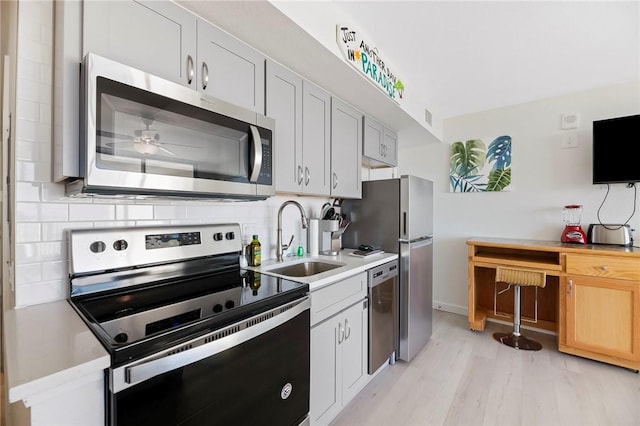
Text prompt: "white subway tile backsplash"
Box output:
[[15, 182, 40, 201], [186, 205, 215, 219], [16, 57, 40, 82], [15, 140, 38, 162], [41, 260, 66, 279], [69, 203, 115, 221], [17, 99, 39, 122], [16, 223, 41, 243], [40, 203, 69, 222], [16, 203, 40, 222], [42, 222, 92, 242], [15, 280, 67, 308], [15, 117, 37, 142], [41, 183, 68, 201], [115, 204, 154, 220], [15, 263, 42, 285], [16, 241, 66, 264], [16, 161, 35, 181], [154, 205, 187, 220], [93, 221, 138, 229]]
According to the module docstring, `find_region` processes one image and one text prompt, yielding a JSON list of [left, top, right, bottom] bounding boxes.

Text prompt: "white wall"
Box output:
[[13, 1, 328, 308], [399, 81, 640, 314]]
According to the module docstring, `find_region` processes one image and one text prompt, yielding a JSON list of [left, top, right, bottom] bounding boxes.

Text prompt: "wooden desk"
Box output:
[[467, 238, 640, 370]]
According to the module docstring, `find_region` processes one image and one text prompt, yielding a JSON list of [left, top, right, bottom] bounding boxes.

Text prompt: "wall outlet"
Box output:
[[561, 133, 579, 149]]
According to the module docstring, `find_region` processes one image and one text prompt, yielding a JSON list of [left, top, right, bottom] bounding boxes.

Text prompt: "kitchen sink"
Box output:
[[265, 261, 344, 277]]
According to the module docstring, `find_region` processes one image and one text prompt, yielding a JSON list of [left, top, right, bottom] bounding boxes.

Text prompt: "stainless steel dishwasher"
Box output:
[[368, 260, 399, 373]]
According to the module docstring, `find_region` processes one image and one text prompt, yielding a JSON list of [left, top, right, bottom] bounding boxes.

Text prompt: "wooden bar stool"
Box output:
[[493, 266, 546, 351]]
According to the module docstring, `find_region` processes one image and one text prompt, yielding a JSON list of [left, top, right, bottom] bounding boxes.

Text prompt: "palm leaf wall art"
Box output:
[[449, 135, 512, 192]]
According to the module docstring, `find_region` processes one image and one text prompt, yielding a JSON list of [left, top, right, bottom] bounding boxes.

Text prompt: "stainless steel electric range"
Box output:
[[68, 224, 310, 426]]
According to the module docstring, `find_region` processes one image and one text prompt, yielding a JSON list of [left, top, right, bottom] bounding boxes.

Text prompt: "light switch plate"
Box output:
[[561, 132, 579, 149]]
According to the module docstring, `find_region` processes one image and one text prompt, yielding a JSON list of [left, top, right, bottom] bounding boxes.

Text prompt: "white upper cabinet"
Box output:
[[266, 61, 303, 193], [83, 1, 197, 88], [331, 98, 362, 199], [266, 60, 330, 196], [302, 81, 331, 195], [83, 1, 265, 113], [196, 19, 265, 113], [363, 115, 398, 167]]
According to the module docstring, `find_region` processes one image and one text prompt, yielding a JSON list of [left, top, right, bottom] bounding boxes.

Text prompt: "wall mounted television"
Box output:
[[592, 114, 640, 184]]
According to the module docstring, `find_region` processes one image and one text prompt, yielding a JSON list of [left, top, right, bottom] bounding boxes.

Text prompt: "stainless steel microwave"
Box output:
[[66, 53, 274, 199]]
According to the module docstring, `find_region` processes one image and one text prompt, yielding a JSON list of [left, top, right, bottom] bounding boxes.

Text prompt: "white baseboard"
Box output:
[[432, 300, 557, 336], [432, 301, 467, 316]]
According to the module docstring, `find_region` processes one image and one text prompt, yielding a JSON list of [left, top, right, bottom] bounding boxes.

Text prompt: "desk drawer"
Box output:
[[566, 254, 640, 281]]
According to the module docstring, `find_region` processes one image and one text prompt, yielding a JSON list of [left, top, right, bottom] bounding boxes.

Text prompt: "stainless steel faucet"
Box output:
[[276, 200, 309, 262]]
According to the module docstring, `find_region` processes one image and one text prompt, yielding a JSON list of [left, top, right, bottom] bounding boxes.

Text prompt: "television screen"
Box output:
[[592, 114, 640, 184]]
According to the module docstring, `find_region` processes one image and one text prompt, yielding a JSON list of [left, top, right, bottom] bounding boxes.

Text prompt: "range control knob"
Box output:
[[212, 304, 223, 313], [225, 232, 235, 240], [113, 239, 128, 251], [114, 332, 129, 344], [225, 300, 235, 309], [89, 241, 106, 253], [213, 232, 223, 241]]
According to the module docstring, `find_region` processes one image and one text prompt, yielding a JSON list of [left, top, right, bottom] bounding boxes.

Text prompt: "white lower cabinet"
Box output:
[[310, 273, 369, 425]]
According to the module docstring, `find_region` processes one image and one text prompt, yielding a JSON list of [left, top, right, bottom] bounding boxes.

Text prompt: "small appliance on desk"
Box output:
[[561, 204, 587, 244]]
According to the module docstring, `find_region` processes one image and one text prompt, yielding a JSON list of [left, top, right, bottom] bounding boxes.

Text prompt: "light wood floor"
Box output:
[[331, 310, 640, 426]]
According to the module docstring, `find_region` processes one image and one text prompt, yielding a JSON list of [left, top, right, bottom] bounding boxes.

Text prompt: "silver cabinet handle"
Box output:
[[338, 322, 344, 344], [304, 167, 310, 186], [568, 279, 573, 296], [186, 55, 194, 85], [333, 172, 338, 189], [297, 166, 303, 185], [202, 62, 209, 90], [344, 318, 351, 340], [248, 125, 262, 183]]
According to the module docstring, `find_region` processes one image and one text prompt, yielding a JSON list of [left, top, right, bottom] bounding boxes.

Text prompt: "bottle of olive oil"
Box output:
[[249, 235, 261, 266]]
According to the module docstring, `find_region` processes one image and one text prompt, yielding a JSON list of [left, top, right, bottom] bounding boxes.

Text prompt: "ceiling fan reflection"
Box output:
[[99, 118, 195, 156]]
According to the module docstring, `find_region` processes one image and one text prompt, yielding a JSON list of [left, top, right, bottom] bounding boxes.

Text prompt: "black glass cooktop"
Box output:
[[70, 265, 308, 365]]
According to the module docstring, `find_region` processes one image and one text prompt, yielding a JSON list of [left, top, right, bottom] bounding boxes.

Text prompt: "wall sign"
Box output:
[[336, 25, 404, 104]]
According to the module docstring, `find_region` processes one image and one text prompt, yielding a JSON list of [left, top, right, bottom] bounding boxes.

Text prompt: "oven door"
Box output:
[[76, 53, 274, 199], [109, 296, 310, 426]]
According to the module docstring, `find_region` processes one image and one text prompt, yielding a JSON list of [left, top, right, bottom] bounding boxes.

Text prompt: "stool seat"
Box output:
[[493, 267, 546, 351]]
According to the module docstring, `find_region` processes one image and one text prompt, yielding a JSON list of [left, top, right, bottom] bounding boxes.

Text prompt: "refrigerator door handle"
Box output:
[[399, 236, 433, 245], [402, 212, 407, 237]]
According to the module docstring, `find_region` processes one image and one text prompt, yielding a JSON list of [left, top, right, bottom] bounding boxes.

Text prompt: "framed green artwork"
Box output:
[[449, 135, 512, 192]]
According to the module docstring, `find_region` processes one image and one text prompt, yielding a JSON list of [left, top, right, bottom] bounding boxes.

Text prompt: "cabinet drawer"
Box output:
[[566, 254, 640, 281], [311, 272, 366, 326]]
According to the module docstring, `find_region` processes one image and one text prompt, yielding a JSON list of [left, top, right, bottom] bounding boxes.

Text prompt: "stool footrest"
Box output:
[[493, 332, 542, 351]]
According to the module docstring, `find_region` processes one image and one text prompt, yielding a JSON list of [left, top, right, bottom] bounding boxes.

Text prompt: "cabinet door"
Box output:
[[566, 275, 640, 362], [363, 116, 384, 163], [331, 98, 362, 199], [302, 81, 331, 196], [266, 61, 303, 193], [341, 299, 369, 405], [83, 0, 196, 87], [197, 19, 265, 113], [310, 319, 341, 425], [383, 127, 398, 167]]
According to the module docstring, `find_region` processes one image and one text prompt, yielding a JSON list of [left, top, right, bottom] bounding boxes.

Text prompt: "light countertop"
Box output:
[[247, 248, 398, 291], [4, 299, 110, 403]]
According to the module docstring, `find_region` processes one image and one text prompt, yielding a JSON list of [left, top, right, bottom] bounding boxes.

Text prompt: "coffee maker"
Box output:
[[561, 204, 587, 244]]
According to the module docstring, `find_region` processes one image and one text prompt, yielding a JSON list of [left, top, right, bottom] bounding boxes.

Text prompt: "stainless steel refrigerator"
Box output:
[[343, 175, 433, 362]]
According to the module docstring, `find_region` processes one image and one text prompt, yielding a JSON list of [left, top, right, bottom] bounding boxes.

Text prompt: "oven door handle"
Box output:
[[113, 296, 310, 393]]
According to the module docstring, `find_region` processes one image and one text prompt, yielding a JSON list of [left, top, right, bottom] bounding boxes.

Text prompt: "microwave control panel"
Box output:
[[257, 140, 272, 185]]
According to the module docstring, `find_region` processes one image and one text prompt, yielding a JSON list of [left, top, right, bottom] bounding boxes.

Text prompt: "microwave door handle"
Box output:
[[249, 125, 262, 183]]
